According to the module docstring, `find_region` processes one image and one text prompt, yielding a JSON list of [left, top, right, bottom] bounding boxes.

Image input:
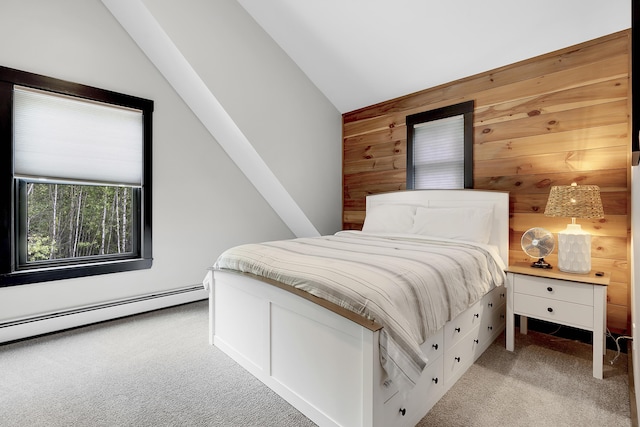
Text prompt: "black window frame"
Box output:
[[406, 100, 474, 189], [0, 66, 153, 287]]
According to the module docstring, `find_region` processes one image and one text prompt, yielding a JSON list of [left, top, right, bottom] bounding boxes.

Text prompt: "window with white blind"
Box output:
[[406, 101, 474, 189], [0, 66, 153, 287]]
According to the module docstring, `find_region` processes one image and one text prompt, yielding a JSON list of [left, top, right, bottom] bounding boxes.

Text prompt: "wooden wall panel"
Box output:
[[342, 31, 631, 333]]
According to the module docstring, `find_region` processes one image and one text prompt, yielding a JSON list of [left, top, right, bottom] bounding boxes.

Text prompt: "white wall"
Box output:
[[0, 0, 341, 323]]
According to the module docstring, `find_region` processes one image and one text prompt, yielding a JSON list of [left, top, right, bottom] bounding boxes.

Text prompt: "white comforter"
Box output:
[[213, 230, 505, 392]]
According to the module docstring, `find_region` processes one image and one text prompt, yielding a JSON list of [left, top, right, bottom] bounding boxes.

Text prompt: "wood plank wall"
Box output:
[[342, 30, 631, 334]]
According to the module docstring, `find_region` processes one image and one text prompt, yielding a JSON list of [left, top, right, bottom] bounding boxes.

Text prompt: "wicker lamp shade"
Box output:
[[544, 185, 604, 219], [542, 184, 604, 274]]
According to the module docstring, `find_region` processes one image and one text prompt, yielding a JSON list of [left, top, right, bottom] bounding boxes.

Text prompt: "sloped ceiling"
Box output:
[[237, 0, 631, 113]]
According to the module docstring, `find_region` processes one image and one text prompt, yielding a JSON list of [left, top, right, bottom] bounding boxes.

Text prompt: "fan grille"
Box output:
[[521, 227, 555, 258]]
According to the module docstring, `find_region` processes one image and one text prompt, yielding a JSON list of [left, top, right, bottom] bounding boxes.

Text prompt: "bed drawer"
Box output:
[[444, 299, 482, 348], [420, 329, 444, 368], [383, 329, 444, 406], [476, 303, 505, 356], [482, 286, 506, 314], [443, 330, 478, 386], [383, 355, 444, 426], [513, 293, 593, 329], [513, 274, 593, 306]]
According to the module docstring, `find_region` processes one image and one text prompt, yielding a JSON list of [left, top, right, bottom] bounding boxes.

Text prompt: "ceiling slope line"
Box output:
[[101, 0, 320, 238]]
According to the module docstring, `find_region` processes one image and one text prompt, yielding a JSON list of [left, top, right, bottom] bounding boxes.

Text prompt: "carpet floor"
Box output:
[[0, 300, 631, 426], [419, 328, 630, 426]]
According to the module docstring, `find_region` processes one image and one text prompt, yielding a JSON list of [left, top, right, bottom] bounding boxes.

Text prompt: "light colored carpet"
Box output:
[[0, 300, 315, 427], [0, 300, 631, 426], [419, 329, 630, 427]]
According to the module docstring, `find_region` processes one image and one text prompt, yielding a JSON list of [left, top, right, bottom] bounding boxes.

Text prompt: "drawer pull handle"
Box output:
[[501, 293, 505, 298], [432, 377, 439, 384], [399, 408, 406, 416], [547, 307, 554, 313], [474, 313, 479, 318], [488, 326, 493, 330], [455, 357, 461, 362], [455, 327, 461, 333], [432, 343, 439, 350], [488, 302, 493, 307], [547, 287, 553, 292], [501, 314, 505, 319], [474, 339, 479, 344]]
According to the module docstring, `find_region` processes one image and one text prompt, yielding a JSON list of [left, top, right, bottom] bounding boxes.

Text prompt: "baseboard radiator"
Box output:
[[0, 285, 208, 344]]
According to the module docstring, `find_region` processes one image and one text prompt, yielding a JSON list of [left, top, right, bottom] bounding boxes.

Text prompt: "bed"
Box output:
[[204, 189, 509, 427]]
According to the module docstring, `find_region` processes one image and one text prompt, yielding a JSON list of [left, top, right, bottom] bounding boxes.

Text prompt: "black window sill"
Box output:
[[0, 258, 153, 287]]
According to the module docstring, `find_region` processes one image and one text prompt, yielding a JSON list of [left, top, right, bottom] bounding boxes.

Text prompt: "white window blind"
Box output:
[[13, 86, 143, 186], [412, 114, 464, 189]]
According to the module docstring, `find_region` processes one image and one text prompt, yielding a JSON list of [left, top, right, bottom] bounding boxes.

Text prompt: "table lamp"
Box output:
[[543, 183, 604, 273]]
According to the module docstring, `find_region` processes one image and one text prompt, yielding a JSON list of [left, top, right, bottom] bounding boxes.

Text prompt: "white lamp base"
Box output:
[[557, 224, 591, 274]]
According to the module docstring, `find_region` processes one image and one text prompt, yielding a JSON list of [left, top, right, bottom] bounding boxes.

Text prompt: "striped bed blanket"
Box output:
[[213, 230, 506, 392]]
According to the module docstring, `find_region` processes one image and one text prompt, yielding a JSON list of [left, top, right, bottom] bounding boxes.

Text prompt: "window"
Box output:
[[406, 100, 474, 189], [0, 66, 153, 286]]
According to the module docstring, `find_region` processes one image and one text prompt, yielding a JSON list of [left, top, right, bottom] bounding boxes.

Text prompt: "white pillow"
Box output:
[[410, 206, 493, 244], [362, 204, 416, 233]]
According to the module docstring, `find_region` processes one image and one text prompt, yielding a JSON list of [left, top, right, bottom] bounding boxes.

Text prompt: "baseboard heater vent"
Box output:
[[0, 285, 207, 344]]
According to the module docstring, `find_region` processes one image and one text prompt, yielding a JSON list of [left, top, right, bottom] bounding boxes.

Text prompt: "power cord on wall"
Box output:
[[606, 328, 633, 365]]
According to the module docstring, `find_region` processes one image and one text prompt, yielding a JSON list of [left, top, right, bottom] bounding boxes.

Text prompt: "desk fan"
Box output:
[[521, 227, 555, 269]]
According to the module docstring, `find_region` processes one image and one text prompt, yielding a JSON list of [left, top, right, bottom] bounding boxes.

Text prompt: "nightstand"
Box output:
[[505, 263, 609, 379]]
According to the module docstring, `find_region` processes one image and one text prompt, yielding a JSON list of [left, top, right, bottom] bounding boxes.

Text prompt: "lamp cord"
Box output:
[[606, 328, 633, 365]]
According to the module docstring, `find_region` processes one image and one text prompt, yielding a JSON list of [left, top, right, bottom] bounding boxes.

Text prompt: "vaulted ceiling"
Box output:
[[237, 0, 631, 113]]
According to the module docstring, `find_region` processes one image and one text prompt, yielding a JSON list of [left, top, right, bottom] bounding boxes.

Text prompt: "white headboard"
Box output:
[[366, 189, 510, 266]]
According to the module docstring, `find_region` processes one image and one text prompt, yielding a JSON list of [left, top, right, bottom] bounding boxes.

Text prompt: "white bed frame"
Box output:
[[206, 189, 509, 427]]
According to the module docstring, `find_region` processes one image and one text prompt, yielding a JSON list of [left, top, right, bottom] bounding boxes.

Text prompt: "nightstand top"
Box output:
[[506, 262, 610, 286]]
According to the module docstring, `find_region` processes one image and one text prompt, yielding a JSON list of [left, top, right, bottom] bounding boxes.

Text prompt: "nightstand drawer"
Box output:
[[514, 293, 593, 329], [512, 274, 593, 306]]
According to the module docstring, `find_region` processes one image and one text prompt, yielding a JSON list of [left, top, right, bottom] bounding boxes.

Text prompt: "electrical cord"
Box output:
[[547, 324, 563, 335], [606, 328, 632, 365], [542, 325, 631, 365]]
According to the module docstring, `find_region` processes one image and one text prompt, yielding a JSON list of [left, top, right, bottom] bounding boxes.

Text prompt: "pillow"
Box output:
[[362, 204, 416, 233], [410, 206, 493, 244]]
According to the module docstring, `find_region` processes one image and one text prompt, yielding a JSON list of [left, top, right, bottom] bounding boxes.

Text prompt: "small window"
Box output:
[[406, 100, 474, 189], [0, 66, 153, 286]]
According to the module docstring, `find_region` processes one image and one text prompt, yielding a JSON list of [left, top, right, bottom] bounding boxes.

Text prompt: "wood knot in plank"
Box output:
[[535, 179, 552, 189], [482, 128, 492, 134], [528, 110, 541, 117]]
